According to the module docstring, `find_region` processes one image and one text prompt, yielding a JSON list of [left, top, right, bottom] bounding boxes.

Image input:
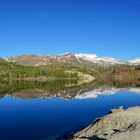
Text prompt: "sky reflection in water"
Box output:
[[0, 90, 140, 140]]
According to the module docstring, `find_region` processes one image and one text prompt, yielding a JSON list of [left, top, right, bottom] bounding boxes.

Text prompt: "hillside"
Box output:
[[98, 66, 140, 87], [1, 53, 140, 83], [0, 61, 79, 82], [6, 53, 131, 68]]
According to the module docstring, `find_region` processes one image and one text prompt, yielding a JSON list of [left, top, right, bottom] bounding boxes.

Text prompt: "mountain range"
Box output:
[[5, 53, 140, 67]]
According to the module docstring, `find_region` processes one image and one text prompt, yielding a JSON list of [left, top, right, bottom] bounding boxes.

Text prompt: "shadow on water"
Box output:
[[79, 136, 107, 140], [58, 125, 107, 140], [60, 136, 107, 140]]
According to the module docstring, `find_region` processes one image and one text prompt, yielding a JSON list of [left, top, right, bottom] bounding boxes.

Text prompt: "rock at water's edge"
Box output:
[[66, 106, 140, 140]]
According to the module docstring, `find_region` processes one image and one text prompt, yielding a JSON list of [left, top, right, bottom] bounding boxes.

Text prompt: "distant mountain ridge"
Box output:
[[4, 53, 140, 67], [128, 58, 140, 65]]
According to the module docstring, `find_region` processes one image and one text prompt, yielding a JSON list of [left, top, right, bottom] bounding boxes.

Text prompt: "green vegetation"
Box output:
[[0, 61, 79, 82], [1, 58, 140, 99], [1, 59, 140, 90]]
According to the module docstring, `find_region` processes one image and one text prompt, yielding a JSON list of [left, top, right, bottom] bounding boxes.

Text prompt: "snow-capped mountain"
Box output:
[[6, 53, 132, 67], [75, 53, 128, 66], [128, 58, 140, 65]]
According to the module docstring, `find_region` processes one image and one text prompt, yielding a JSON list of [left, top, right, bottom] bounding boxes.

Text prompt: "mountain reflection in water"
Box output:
[[0, 80, 140, 140], [0, 80, 140, 99]]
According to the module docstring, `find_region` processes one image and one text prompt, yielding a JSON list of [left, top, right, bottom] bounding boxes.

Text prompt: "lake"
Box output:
[[0, 81, 140, 140]]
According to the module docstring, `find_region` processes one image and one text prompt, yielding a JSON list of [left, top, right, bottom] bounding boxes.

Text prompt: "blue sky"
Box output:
[[0, 0, 140, 60]]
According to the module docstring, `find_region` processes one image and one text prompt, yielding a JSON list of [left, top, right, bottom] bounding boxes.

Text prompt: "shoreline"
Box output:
[[63, 106, 140, 140]]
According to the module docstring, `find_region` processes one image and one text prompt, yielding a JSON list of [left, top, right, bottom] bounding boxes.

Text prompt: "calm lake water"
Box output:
[[0, 81, 140, 140]]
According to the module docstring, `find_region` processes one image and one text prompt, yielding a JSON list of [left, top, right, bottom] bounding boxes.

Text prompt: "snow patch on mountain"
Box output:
[[5, 53, 140, 67], [75, 53, 127, 65], [128, 58, 140, 65], [75, 53, 97, 61]]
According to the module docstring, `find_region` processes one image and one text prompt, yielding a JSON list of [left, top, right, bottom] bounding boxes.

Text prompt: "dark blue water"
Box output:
[[0, 91, 140, 140]]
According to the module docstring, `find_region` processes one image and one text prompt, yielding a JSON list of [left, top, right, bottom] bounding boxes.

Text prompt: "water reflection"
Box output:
[[0, 80, 140, 99], [0, 80, 140, 140]]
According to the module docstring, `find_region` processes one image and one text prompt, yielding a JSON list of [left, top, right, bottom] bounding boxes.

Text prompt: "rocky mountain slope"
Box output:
[[6, 53, 140, 68]]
